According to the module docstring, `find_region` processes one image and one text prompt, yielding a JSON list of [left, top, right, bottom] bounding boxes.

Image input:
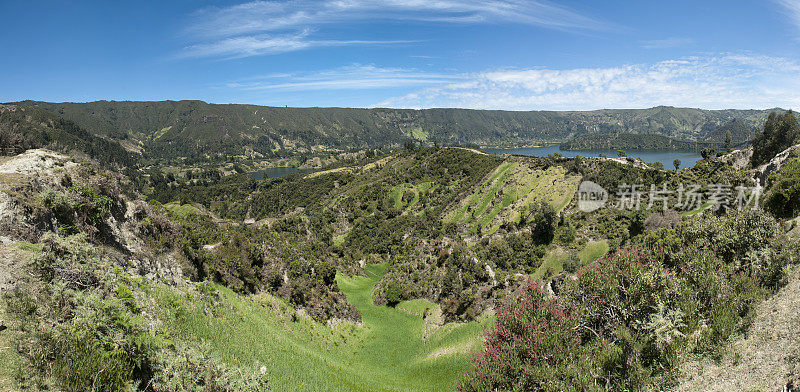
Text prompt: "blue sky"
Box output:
[[1, 0, 800, 110]]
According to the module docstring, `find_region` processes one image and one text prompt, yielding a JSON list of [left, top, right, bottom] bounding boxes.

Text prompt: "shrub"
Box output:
[[5, 233, 270, 391], [384, 283, 405, 307], [150, 341, 269, 392], [459, 281, 594, 392], [522, 200, 557, 244], [643, 210, 681, 232], [554, 218, 577, 245], [464, 209, 795, 391], [764, 157, 800, 218], [562, 252, 581, 274]]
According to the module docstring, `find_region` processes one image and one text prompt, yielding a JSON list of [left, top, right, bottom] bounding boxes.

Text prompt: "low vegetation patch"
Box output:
[[459, 210, 799, 391]]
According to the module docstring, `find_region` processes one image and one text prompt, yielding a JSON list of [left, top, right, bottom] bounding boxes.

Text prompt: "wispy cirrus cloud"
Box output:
[[776, 0, 800, 35], [180, 0, 611, 58], [639, 37, 694, 49], [376, 54, 800, 110], [224, 64, 465, 90], [177, 29, 414, 59]]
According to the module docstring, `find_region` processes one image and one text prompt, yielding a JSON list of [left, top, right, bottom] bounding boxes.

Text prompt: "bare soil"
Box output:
[[679, 267, 800, 391]]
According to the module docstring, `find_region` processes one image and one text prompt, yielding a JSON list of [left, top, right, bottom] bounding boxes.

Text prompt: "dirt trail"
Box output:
[[679, 268, 800, 391]]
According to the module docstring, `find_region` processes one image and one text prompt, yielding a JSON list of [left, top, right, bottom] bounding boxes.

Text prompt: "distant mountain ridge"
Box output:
[[12, 100, 778, 161]]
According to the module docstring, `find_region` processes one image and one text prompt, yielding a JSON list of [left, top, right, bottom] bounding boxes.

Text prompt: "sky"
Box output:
[[1, 0, 800, 110]]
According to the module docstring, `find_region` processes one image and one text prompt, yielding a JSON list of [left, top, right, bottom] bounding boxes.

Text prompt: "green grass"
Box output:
[[0, 307, 22, 391], [445, 162, 582, 235], [389, 182, 432, 213], [152, 125, 172, 140], [15, 241, 43, 253], [396, 298, 438, 318], [532, 247, 568, 280], [158, 264, 491, 391], [163, 202, 203, 219], [407, 127, 429, 141], [389, 185, 404, 209], [447, 162, 514, 225], [333, 233, 348, 247], [681, 202, 713, 217], [531, 241, 609, 280], [578, 240, 609, 264]]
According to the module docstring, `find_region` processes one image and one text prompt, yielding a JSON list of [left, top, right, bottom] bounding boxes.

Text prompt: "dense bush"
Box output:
[[149, 341, 269, 392], [3, 233, 269, 391], [460, 210, 797, 391], [40, 183, 116, 239], [521, 200, 557, 244], [459, 281, 594, 392], [764, 156, 800, 218]]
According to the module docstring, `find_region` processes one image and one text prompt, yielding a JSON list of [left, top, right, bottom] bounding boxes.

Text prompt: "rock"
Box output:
[[755, 144, 800, 187], [720, 148, 752, 170]]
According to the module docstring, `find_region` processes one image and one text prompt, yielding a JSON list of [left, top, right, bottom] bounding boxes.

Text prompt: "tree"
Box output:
[[522, 201, 557, 244], [751, 111, 800, 167], [725, 130, 732, 149], [673, 159, 681, 170], [700, 148, 716, 160], [617, 150, 627, 157]]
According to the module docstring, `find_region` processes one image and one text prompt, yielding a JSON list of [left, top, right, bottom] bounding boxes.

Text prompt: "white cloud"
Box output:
[[224, 64, 464, 90], [776, 0, 800, 34], [182, 0, 610, 58], [188, 0, 609, 37], [177, 30, 413, 59], [377, 54, 800, 110], [639, 37, 694, 49]]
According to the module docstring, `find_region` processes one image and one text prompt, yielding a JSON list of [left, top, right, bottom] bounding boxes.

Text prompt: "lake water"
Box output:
[[248, 167, 313, 180], [485, 144, 702, 168]]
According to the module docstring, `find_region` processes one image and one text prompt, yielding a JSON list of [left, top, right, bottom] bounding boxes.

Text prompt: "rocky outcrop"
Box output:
[[756, 144, 800, 187], [0, 149, 185, 284], [720, 148, 753, 171]]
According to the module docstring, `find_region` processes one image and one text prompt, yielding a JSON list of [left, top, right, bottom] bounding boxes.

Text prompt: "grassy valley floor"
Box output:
[[159, 264, 492, 392]]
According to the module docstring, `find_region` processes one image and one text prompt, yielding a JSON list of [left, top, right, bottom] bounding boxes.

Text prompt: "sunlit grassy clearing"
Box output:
[[406, 127, 429, 141], [163, 202, 203, 219], [532, 240, 609, 280], [532, 247, 568, 280], [152, 125, 172, 140], [446, 162, 514, 224], [389, 182, 434, 212], [158, 263, 490, 392], [578, 240, 609, 264]]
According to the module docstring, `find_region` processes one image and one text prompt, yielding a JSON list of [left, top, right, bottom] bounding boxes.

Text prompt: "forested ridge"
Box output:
[[13, 100, 775, 160]]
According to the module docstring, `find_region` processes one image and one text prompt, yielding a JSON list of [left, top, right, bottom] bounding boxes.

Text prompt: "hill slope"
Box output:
[[0, 104, 134, 166], [15, 101, 775, 160]]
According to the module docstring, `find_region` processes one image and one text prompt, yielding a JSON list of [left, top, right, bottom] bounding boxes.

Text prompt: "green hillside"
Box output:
[[14, 101, 776, 161], [445, 161, 581, 234], [0, 104, 134, 166]]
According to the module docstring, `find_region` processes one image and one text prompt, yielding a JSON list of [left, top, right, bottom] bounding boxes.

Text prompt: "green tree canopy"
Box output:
[[751, 111, 799, 167]]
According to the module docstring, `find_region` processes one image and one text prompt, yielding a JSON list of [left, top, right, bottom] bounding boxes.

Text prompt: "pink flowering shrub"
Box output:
[[460, 210, 796, 391], [459, 281, 595, 392]]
